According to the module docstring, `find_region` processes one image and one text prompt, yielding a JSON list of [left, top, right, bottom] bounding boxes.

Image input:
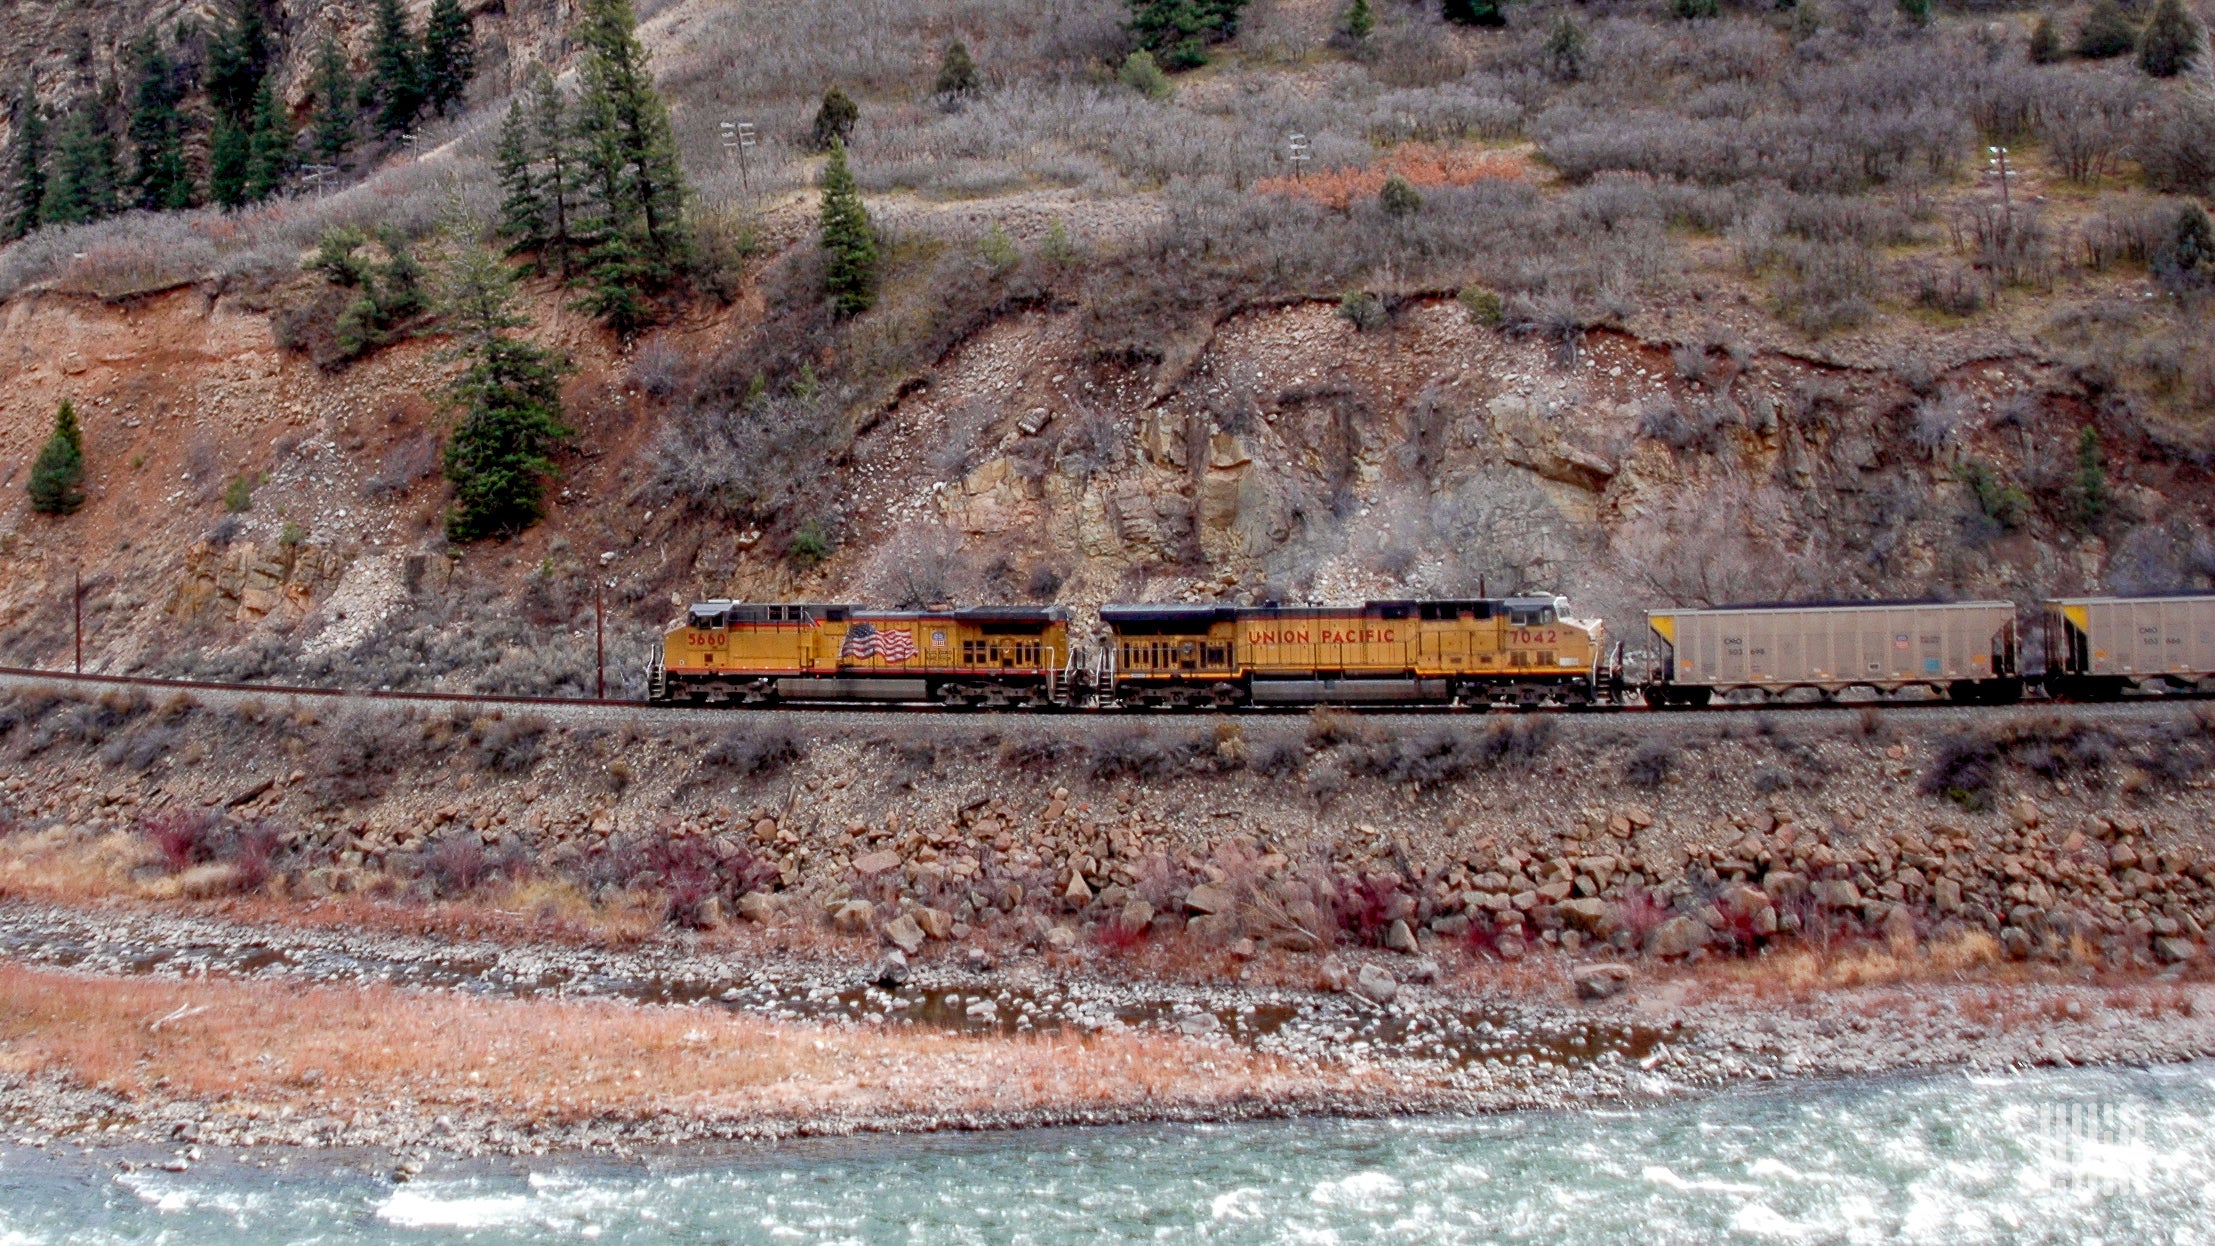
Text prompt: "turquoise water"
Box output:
[[3, 1065, 2211, 1243]]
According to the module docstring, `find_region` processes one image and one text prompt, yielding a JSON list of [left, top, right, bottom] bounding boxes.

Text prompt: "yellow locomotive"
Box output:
[[650, 602, 1078, 707], [1100, 596, 1614, 708]]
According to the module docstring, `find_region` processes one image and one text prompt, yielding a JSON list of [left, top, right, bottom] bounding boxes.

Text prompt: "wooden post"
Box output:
[[72, 565, 82, 674], [595, 586, 606, 700]]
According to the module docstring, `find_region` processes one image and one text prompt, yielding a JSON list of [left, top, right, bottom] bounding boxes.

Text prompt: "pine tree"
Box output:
[[210, 115, 250, 208], [41, 106, 119, 227], [1897, 0, 1931, 26], [2139, 0, 2201, 77], [1546, 12, 1586, 79], [27, 398, 86, 517], [310, 33, 357, 163], [811, 86, 858, 150], [2077, 0, 2137, 59], [440, 245, 572, 542], [369, 0, 424, 136], [421, 0, 477, 117], [127, 38, 191, 211], [1130, 0, 1251, 69], [1444, 0, 1507, 28], [2176, 202, 2215, 273], [2029, 13, 2062, 63], [244, 80, 293, 201], [935, 41, 979, 102], [4, 80, 47, 242], [568, 0, 689, 331], [1342, 0, 1375, 40], [206, 0, 271, 125], [530, 73, 576, 273], [496, 92, 548, 255], [818, 139, 878, 317]]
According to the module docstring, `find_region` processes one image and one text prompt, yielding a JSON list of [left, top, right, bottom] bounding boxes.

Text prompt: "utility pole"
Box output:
[[72, 564, 82, 675], [594, 585, 606, 700], [721, 120, 757, 202]]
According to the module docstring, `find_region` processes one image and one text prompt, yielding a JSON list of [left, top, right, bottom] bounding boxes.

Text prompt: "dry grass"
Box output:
[[0, 961, 1373, 1127], [1254, 143, 1534, 211]]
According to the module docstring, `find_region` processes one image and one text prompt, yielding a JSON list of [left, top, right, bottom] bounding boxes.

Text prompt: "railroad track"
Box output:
[[2, 664, 2210, 724]]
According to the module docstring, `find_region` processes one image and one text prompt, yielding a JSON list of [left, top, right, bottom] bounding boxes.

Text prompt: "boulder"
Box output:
[[1120, 899, 1156, 932], [1557, 897, 1611, 932], [1384, 918, 1420, 954], [1064, 873, 1094, 906], [1933, 877, 1963, 913], [852, 850, 903, 878], [1183, 883, 1234, 915], [1429, 913, 1472, 938], [1813, 879, 1862, 910], [1720, 884, 1771, 919], [2155, 936, 2198, 964], [884, 913, 926, 954], [872, 951, 910, 988], [1356, 963, 1399, 1005], [1880, 904, 1917, 949], [913, 906, 955, 941], [1572, 962, 1635, 1001], [1045, 924, 1079, 952], [1645, 915, 1710, 958], [828, 900, 875, 932], [1762, 870, 1807, 901], [1175, 1011, 1222, 1036], [1496, 933, 1528, 960]]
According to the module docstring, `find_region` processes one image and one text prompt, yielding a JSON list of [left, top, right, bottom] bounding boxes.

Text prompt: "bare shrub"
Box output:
[[1624, 737, 1676, 788], [2038, 76, 2140, 185], [701, 721, 804, 780], [467, 713, 547, 774], [361, 433, 442, 498]]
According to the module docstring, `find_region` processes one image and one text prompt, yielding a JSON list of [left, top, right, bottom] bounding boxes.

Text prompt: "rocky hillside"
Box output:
[[0, 0, 2211, 691]]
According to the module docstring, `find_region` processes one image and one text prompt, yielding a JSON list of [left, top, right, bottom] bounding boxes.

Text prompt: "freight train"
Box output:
[[645, 593, 2215, 710]]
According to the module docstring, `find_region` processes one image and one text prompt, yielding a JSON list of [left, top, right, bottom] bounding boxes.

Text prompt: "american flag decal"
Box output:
[[840, 622, 917, 663]]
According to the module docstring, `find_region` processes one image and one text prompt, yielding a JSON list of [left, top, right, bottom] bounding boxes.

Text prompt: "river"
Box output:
[[2, 1063, 2209, 1244]]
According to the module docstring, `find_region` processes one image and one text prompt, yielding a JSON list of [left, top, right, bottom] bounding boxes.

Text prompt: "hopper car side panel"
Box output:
[[1648, 602, 2018, 704]]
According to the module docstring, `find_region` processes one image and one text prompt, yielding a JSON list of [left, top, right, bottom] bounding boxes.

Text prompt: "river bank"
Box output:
[[1, 898, 2211, 1163]]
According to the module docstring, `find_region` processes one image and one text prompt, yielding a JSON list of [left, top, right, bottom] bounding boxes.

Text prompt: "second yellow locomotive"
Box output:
[[1100, 596, 1613, 708]]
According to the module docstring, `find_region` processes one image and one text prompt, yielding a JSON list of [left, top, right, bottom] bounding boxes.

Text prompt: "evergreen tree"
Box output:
[[2139, 0, 2201, 77], [2029, 13, 2062, 63], [209, 115, 250, 208], [1546, 12, 1586, 79], [244, 80, 293, 201], [310, 33, 357, 163], [1130, 0, 1251, 69], [41, 106, 119, 227], [935, 41, 979, 102], [1342, 0, 1375, 40], [422, 0, 477, 117], [4, 80, 47, 242], [569, 0, 689, 331], [1444, 0, 1507, 28], [27, 398, 86, 517], [207, 0, 271, 125], [369, 0, 424, 136], [440, 245, 572, 542], [2077, 0, 2137, 58], [496, 92, 548, 255], [1897, 0, 1930, 25], [530, 73, 577, 273], [2176, 202, 2215, 272], [811, 86, 858, 150], [127, 38, 191, 211], [818, 139, 878, 317]]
